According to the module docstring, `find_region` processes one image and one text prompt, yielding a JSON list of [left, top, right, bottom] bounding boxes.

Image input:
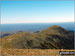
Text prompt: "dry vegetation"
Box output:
[[1, 49, 75, 56]]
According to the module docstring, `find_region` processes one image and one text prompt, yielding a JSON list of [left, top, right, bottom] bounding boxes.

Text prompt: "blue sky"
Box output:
[[1, 1, 74, 24]]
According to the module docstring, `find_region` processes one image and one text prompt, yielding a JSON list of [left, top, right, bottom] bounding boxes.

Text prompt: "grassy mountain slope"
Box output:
[[1, 25, 74, 49]]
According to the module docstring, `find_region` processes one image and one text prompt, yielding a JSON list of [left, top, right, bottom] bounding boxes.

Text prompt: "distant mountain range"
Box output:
[[1, 25, 74, 49]]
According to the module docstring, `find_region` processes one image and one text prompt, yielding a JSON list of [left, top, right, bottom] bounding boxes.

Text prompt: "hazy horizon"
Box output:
[[1, 22, 74, 32], [1, 22, 74, 24]]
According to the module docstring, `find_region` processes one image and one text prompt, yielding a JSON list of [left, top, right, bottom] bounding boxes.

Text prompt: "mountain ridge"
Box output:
[[1, 25, 74, 49]]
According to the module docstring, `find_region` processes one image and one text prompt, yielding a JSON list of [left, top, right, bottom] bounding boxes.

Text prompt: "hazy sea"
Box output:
[[1, 22, 74, 32]]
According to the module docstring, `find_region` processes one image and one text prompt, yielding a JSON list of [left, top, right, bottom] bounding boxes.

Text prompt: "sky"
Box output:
[[1, 1, 74, 24]]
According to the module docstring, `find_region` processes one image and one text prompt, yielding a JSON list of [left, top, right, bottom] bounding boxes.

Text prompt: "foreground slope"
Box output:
[[1, 25, 74, 49]]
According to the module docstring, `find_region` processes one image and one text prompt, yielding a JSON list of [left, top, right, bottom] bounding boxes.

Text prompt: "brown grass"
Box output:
[[1, 49, 75, 56]]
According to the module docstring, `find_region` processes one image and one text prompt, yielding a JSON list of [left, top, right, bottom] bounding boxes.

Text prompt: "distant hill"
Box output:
[[1, 25, 74, 49], [0, 31, 23, 38]]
